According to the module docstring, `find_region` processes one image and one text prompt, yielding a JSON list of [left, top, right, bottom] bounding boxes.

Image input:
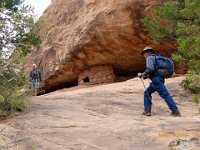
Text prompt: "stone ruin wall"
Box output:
[[78, 65, 116, 85]]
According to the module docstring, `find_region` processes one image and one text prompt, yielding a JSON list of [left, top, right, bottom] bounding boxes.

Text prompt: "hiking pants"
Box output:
[[144, 75, 178, 112], [29, 79, 40, 96]]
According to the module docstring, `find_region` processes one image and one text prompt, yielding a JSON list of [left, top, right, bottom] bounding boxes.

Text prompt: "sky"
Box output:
[[23, 0, 52, 18]]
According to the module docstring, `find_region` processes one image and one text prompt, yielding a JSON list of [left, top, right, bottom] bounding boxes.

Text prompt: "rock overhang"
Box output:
[[25, 0, 177, 92]]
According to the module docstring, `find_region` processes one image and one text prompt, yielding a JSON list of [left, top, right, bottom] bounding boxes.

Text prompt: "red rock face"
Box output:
[[25, 0, 177, 91]]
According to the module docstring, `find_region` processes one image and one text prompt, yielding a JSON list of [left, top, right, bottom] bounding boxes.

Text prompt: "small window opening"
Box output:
[[83, 76, 90, 82]]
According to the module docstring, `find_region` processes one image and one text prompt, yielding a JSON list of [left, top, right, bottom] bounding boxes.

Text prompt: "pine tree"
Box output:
[[142, 0, 200, 93], [0, 0, 41, 119]]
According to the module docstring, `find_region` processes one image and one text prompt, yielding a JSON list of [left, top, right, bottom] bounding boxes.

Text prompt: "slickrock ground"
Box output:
[[0, 76, 200, 150]]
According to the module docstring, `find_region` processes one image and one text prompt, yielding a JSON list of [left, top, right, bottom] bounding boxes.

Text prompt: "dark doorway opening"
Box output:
[[83, 76, 90, 83], [113, 68, 142, 82]]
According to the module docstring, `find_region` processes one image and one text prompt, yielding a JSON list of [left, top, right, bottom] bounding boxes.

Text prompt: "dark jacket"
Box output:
[[30, 69, 42, 82]]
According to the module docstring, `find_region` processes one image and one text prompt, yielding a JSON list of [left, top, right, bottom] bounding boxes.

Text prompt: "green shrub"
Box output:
[[0, 110, 7, 120], [10, 99, 27, 112], [192, 95, 199, 105], [0, 95, 4, 104], [3, 94, 28, 112], [181, 73, 200, 94], [0, 94, 28, 120]]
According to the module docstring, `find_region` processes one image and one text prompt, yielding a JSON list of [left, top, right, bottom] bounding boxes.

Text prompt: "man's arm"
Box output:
[[29, 71, 32, 82], [138, 56, 155, 78]]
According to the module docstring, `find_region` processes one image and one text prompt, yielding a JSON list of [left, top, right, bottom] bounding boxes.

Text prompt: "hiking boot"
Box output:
[[142, 110, 151, 116], [171, 111, 181, 117]]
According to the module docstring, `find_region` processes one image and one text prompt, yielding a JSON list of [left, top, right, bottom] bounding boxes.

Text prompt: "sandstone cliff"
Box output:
[[25, 0, 177, 91]]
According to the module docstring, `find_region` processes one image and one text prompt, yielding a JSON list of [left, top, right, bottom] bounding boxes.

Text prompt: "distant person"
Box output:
[[137, 47, 181, 117], [29, 64, 42, 96]]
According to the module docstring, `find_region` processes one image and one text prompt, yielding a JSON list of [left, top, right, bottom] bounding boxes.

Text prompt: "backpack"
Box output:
[[154, 56, 174, 78]]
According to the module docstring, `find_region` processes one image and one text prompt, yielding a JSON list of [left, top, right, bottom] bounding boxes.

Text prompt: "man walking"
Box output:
[[29, 64, 42, 96], [138, 47, 181, 117]]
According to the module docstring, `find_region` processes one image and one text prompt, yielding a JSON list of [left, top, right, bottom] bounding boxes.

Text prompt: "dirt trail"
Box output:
[[0, 76, 200, 150]]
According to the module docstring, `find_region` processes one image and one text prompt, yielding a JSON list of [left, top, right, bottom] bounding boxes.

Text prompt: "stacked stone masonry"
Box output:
[[78, 65, 116, 85]]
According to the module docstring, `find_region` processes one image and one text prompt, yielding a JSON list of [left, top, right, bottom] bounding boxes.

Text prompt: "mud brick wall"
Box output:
[[78, 65, 116, 85]]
